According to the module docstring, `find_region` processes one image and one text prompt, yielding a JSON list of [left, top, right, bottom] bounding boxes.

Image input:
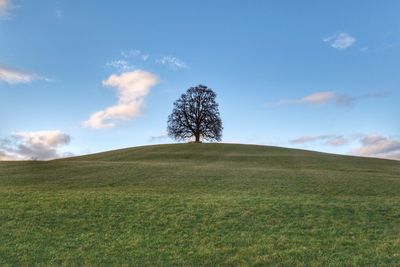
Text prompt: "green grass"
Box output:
[[0, 143, 399, 266]]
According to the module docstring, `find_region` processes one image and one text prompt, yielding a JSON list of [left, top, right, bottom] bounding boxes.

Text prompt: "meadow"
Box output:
[[0, 143, 399, 266]]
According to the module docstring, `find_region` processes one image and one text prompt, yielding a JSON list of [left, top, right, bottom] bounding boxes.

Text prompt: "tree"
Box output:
[[167, 85, 223, 143]]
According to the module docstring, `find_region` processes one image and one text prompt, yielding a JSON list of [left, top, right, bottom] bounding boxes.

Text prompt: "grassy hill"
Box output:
[[0, 143, 399, 265]]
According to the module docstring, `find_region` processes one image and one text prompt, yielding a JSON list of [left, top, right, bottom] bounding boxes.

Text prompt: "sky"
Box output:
[[0, 0, 399, 160]]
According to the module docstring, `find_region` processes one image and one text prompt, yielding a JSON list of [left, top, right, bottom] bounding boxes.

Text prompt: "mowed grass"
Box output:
[[0, 143, 399, 266]]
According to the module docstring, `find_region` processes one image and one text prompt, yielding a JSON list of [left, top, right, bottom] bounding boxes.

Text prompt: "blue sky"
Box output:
[[0, 0, 399, 160]]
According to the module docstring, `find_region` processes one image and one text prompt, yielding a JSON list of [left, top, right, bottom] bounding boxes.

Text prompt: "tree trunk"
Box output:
[[195, 132, 200, 143]]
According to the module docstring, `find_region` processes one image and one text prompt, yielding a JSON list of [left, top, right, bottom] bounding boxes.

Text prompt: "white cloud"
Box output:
[[84, 70, 158, 129], [0, 67, 51, 85], [290, 135, 348, 146], [0, 130, 71, 160], [350, 134, 400, 160], [268, 91, 390, 107], [157, 56, 187, 70], [323, 32, 356, 50]]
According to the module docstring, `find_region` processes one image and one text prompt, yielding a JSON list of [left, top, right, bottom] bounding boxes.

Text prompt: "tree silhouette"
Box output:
[[167, 85, 223, 142]]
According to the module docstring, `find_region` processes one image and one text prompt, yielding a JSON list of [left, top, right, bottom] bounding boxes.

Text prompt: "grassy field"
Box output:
[[0, 143, 399, 266]]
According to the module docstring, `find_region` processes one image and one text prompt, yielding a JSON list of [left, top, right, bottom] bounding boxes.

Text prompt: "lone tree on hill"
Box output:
[[167, 85, 223, 143]]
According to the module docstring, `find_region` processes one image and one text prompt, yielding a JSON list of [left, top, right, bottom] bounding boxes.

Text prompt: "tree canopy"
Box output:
[[167, 85, 223, 142]]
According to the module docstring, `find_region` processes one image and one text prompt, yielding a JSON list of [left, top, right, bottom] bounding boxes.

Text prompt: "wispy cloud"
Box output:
[[323, 32, 356, 50], [0, 66, 52, 85], [290, 135, 348, 146], [84, 70, 158, 129], [298, 91, 337, 105], [268, 91, 390, 107], [326, 136, 349, 146], [105, 60, 135, 72], [291, 135, 325, 144], [0, 67, 34, 84], [106, 50, 149, 72], [156, 56, 187, 70], [0, 0, 8, 11], [55, 8, 63, 19], [149, 134, 169, 143], [350, 134, 400, 160], [0, 0, 10, 17], [121, 49, 149, 61], [108, 50, 187, 71], [0, 130, 72, 160]]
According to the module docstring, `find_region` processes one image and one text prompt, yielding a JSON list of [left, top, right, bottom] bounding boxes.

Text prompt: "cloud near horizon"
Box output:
[[291, 133, 400, 160], [290, 135, 348, 146], [268, 90, 389, 107], [0, 130, 72, 160], [350, 134, 400, 160], [84, 70, 158, 129], [0, 67, 51, 84], [323, 32, 356, 50], [149, 134, 169, 143]]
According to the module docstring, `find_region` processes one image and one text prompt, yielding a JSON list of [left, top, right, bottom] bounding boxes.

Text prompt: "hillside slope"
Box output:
[[0, 143, 399, 265]]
